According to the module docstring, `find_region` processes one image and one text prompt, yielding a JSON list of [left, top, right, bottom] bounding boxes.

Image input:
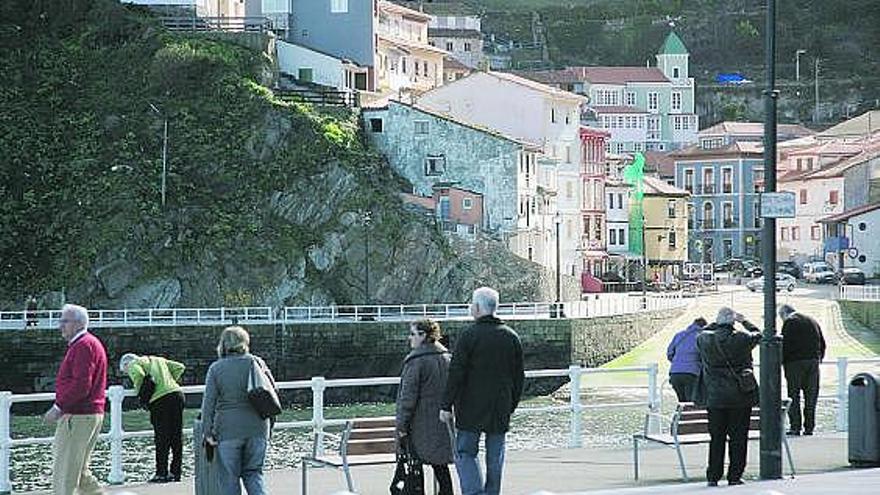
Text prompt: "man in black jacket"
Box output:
[[696, 307, 761, 487], [779, 304, 826, 436], [440, 287, 524, 495]]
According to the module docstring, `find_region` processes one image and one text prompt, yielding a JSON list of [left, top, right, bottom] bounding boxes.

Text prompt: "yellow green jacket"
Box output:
[[128, 356, 185, 403]]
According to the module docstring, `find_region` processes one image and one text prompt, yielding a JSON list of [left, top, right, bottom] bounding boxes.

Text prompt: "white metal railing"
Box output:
[[839, 285, 880, 301], [0, 307, 273, 330], [0, 364, 661, 491]]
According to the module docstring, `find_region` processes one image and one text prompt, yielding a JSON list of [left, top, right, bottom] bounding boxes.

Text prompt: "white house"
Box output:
[[819, 202, 880, 277], [777, 172, 844, 264], [605, 154, 633, 276], [277, 40, 368, 92], [417, 71, 588, 273]]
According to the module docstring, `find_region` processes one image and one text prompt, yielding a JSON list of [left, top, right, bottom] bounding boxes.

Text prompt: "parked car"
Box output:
[[746, 273, 797, 292], [837, 267, 866, 285], [777, 261, 802, 279], [742, 260, 763, 277], [803, 262, 836, 284]]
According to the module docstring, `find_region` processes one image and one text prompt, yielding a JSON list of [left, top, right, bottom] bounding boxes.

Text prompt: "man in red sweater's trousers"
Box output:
[[43, 304, 107, 495]]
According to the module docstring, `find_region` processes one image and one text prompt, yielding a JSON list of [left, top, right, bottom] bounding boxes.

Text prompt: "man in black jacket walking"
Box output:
[[441, 287, 524, 495], [779, 304, 826, 436]]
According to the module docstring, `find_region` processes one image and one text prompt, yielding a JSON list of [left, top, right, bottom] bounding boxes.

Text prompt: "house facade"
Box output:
[[642, 176, 690, 281], [673, 143, 765, 262], [276, 40, 368, 92], [362, 100, 546, 265], [819, 202, 880, 277], [417, 71, 587, 272], [777, 173, 844, 264], [376, 1, 446, 94], [519, 32, 698, 153], [580, 128, 609, 276], [428, 16, 487, 69]]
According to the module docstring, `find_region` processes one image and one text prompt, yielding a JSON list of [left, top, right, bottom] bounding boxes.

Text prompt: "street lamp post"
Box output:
[[641, 211, 647, 310], [795, 49, 806, 82], [554, 212, 562, 317], [149, 103, 168, 209], [362, 210, 372, 305], [760, 0, 783, 480]]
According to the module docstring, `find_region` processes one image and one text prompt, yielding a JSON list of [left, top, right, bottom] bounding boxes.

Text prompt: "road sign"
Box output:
[[760, 191, 796, 218]]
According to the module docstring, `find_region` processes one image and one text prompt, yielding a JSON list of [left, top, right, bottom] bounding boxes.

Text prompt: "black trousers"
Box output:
[[706, 407, 751, 483], [669, 373, 698, 403], [410, 464, 453, 495], [149, 390, 184, 477], [784, 358, 820, 433]]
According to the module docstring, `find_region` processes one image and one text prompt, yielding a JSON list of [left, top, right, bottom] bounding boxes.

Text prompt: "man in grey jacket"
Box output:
[[440, 287, 524, 495]]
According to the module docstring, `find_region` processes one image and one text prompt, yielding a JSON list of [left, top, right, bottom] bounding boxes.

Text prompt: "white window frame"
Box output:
[[625, 91, 636, 106], [462, 197, 473, 210], [425, 154, 446, 176], [648, 92, 659, 112], [330, 0, 348, 13], [414, 120, 429, 135], [671, 91, 682, 113]]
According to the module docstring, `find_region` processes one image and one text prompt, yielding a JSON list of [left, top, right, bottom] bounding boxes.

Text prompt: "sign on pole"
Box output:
[[760, 191, 796, 218]]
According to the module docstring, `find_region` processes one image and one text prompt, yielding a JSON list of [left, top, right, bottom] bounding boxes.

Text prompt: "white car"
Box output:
[[803, 262, 836, 284], [746, 273, 796, 292]]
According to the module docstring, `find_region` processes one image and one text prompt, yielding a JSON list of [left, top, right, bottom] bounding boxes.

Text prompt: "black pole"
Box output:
[[364, 211, 371, 306], [555, 218, 561, 304], [641, 209, 647, 309], [760, 0, 783, 480]]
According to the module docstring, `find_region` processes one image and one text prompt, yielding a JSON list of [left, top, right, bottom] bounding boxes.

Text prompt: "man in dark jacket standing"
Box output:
[[696, 307, 760, 487], [441, 287, 524, 495], [779, 304, 826, 436]]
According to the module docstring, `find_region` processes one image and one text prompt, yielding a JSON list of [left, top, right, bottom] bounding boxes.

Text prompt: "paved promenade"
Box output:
[[32, 433, 872, 495]]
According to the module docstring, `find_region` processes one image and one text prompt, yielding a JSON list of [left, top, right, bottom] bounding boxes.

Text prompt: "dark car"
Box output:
[[837, 267, 866, 285], [777, 261, 802, 279], [742, 260, 763, 277]]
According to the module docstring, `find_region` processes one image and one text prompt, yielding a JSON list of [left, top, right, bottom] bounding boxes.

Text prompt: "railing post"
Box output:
[[108, 385, 125, 484], [311, 377, 326, 456], [0, 391, 11, 494], [837, 357, 848, 432], [568, 365, 583, 448], [647, 363, 660, 434]]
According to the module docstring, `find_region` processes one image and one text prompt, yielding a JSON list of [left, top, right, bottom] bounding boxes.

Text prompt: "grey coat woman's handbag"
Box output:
[[247, 356, 281, 419]]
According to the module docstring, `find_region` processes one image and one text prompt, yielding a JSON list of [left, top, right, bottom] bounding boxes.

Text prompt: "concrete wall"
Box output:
[[0, 308, 684, 403]]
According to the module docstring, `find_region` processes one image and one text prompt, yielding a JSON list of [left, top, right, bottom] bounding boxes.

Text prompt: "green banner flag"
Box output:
[[623, 153, 646, 255]]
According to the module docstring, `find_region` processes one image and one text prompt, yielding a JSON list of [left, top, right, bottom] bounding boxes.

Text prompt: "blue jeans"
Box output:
[[454, 430, 506, 495], [217, 435, 267, 495]]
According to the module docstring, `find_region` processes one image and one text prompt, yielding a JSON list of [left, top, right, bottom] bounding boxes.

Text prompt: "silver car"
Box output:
[[746, 273, 796, 292]]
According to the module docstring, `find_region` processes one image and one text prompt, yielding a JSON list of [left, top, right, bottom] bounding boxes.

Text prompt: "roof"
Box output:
[[400, 193, 435, 211], [672, 142, 764, 160], [818, 202, 880, 223], [517, 66, 671, 85], [699, 122, 815, 138], [642, 175, 689, 197], [363, 99, 542, 150], [805, 143, 880, 179], [593, 105, 647, 114], [643, 151, 676, 178], [428, 28, 481, 39], [658, 31, 688, 55], [378, 34, 448, 55], [785, 140, 865, 157], [818, 110, 880, 139], [443, 56, 471, 72], [489, 71, 587, 102], [379, 0, 431, 21]]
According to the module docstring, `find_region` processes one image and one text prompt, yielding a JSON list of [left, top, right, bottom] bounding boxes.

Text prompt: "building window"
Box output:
[[722, 167, 732, 193], [425, 154, 445, 176], [551, 107, 556, 123], [723, 239, 733, 258], [668, 229, 677, 249], [565, 181, 573, 199], [673, 66, 680, 79], [648, 92, 659, 112], [445, 41, 453, 51], [781, 227, 789, 240], [609, 227, 617, 245], [829, 190, 839, 205], [722, 202, 734, 228], [799, 189, 807, 204], [753, 169, 765, 192], [684, 169, 694, 193], [811, 225, 820, 240], [703, 202, 714, 229], [330, 0, 348, 13], [625, 92, 636, 106], [671, 91, 682, 112], [369, 118, 383, 132], [753, 201, 761, 228], [464, 42, 472, 52], [688, 203, 694, 229], [402, 57, 407, 74], [414, 120, 429, 135], [703, 168, 715, 194], [792, 226, 801, 240], [462, 197, 473, 210], [565, 145, 571, 163], [619, 228, 626, 246], [667, 199, 676, 218]]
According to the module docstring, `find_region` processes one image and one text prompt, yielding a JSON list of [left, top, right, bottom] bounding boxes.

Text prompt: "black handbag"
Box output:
[[390, 436, 424, 495], [247, 356, 281, 419]]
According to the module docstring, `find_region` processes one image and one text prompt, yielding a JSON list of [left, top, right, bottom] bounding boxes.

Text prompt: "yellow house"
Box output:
[[642, 176, 690, 282]]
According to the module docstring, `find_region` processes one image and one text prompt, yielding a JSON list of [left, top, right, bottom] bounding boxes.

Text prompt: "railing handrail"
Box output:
[[839, 285, 880, 301], [0, 306, 273, 329]]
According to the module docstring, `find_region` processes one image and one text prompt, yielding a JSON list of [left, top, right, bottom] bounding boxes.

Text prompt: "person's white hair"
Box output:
[[778, 304, 796, 320], [471, 287, 499, 317], [62, 303, 89, 330], [716, 307, 736, 325], [119, 353, 140, 373]]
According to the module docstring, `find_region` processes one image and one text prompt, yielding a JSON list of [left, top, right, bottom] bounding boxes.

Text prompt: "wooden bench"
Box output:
[[632, 400, 795, 481], [301, 416, 398, 494]]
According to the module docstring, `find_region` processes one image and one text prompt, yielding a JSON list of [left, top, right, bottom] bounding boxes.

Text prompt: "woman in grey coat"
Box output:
[[396, 319, 453, 495], [201, 326, 274, 495]]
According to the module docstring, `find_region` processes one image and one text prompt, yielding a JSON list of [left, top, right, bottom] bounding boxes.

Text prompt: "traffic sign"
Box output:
[[760, 191, 796, 218]]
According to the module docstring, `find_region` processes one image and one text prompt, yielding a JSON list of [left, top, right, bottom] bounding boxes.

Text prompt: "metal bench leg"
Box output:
[[344, 464, 355, 493], [675, 443, 689, 482], [783, 436, 796, 477], [301, 459, 308, 495], [633, 436, 640, 480]]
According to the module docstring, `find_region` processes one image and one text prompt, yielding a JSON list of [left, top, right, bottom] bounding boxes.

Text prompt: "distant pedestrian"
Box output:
[[441, 287, 524, 495], [779, 304, 826, 436], [201, 326, 274, 495], [120, 353, 186, 483], [395, 319, 453, 495], [26, 295, 38, 328], [666, 317, 707, 402], [44, 304, 108, 495], [697, 307, 760, 487]]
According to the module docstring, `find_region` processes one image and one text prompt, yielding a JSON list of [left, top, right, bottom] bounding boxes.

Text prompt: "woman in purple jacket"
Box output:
[[666, 317, 707, 402]]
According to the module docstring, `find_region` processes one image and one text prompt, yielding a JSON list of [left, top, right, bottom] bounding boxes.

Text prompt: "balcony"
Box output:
[[702, 184, 716, 194], [824, 236, 850, 253]]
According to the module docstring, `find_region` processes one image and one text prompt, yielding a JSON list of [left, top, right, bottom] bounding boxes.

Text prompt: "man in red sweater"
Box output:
[[43, 304, 107, 495]]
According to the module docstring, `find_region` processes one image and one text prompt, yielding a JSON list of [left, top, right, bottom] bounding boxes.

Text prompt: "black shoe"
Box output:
[[729, 479, 745, 486], [803, 430, 814, 436], [170, 474, 181, 482], [148, 475, 169, 483], [707, 481, 719, 487], [786, 429, 801, 436]]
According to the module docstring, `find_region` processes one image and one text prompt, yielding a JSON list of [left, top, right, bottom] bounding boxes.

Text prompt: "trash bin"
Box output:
[[193, 417, 223, 494], [848, 373, 880, 466]]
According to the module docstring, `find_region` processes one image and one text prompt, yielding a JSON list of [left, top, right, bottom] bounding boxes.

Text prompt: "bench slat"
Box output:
[[352, 417, 397, 429], [346, 438, 397, 456], [348, 427, 397, 440]]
